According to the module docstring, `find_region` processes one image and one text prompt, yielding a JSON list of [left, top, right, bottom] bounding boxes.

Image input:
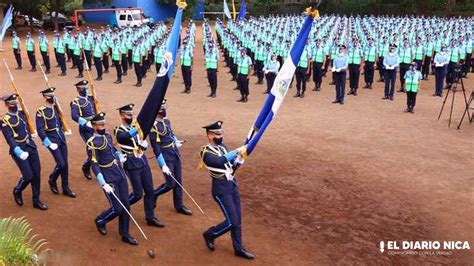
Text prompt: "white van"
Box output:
[[116, 9, 151, 28]]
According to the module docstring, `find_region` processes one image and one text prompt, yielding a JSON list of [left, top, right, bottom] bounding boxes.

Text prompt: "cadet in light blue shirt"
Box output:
[[433, 45, 449, 96], [383, 44, 400, 100], [332, 44, 348, 104], [262, 52, 280, 94]]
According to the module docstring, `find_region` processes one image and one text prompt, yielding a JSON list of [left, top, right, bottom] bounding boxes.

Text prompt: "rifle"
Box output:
[[38, 63, 72, 135], [82, 50, 100, 113], [3, 59, 37, 137]]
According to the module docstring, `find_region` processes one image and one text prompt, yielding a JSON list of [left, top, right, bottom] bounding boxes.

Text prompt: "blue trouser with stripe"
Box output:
[[207, 179, 243, 251], [48, 142, 69, 191], [79, 125, 94, 170], [96, 177, 130, 237], [126, 165, 155, 221], [154, 156, 183, 210], [12, 145, 41, 203]]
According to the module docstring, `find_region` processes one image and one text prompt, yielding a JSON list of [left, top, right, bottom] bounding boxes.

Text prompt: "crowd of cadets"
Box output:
[[11, 23, 171, 86], [215, 14, 472, 112], [9, 15, 473, 111]]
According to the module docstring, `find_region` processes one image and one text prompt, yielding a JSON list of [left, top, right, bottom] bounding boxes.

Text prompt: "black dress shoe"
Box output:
[[45, 70, 50, 74], [382, 96, 388, 100], [82, 166, 92, 180], [339, 100, 344, 105], [95, 218, 107, 235], [122, 235, 139, 246], [235, 249, 255, 260], [95, 77, 102, 81], [211, 93, 216, 98], [13, 188, 23, 206], [176, 206, 193, 216], [59, 72, 66, 76], [63, 188, 76, 198], [104, 69, 109, 73], [202, 231, 215, 251], [300, 92, 305, 98], [389, 96, 394, 101], [332, 100, 339, 104], [114, 80, 122, 84], [293, 93, 301, 98], [123, 72, 127, 76], [49, 179, 59, 194], [147, 217, 165, 228], [33, 201, 48, 211]]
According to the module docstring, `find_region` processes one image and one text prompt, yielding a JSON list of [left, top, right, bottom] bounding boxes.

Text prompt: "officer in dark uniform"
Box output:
[[36, 88, 75, 198], [87, 112, 138, 245], [150, 100, 192, 216], [70, 80, 96, 180], [201, 121, 255, 260], [114, 104, 164, 227], [1, 94, 47, 210]]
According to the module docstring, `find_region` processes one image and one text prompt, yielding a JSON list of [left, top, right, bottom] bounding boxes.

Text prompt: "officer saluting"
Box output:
[[36, 88, 75, 198], [201, 121, 255, 260], [114, 104, 165, 228], [70, 80, 96, 180], [87, 112, 138, 245], [1, 94, 47, 210], [150, 100, 192, 216]]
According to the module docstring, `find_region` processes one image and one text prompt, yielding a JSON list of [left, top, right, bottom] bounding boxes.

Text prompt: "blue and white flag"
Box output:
[[0, 5, 14, 43], [237, 0, 246, 21], [223, 0, 232, 19], [135, 2, 184, 139], [243, 12, 317, 156]]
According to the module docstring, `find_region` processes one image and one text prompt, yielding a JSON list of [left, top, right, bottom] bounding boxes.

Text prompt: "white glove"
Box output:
[[235, 154, 245, 165], [64, 130, 72, 136], [119, 153, 127, 163], [20, 151, 29, 161], [31, 133, 38, 138], [139, 139, 148, 149], [102, 183, 114, 194], [175, 140, 183, 148], [162, 165, 172, 176], [86, 121, 93, 128], [49, 143, 58, 150], [236, 145, 246, 155]]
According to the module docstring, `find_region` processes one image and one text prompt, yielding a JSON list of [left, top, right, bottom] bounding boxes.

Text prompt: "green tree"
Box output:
[[0, 217, 48, 265]]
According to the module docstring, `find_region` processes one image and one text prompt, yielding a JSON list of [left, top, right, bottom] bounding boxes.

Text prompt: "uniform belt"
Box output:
[[211, 175, 227, 180], [45, 128, 59, 132], [82, 115, 94, 120], [99, 159, 117, 168], [15, 136, 29, 144], [160, 142, 174, 149]]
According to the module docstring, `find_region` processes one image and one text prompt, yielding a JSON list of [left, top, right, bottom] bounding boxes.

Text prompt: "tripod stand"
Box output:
[[457, 89, 473, 129], [437, 69, 470, 127]]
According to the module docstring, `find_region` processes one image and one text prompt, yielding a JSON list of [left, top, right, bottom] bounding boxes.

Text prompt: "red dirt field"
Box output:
[[0, 26, 473, 265]]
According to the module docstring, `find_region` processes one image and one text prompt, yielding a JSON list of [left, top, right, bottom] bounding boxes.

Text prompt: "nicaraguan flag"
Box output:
[[0, 5, 14, 43], [237, 0, 246, 20], [243, 13, 317, 156], [135, 3, 184, 139], [223, 0, 232, 19]]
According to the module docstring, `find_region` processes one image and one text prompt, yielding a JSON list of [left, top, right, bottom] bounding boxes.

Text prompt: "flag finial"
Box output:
[[177, 0, 187, 9]]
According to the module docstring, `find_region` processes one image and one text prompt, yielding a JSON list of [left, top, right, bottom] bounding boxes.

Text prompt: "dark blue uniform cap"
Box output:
[[203, 120, 223, 134], [1, 94, 19, 103], [117, 103, 134, 114], [91, 112, 106, 125], [75, 80, 88, 88], [40, 87, 56, 96]]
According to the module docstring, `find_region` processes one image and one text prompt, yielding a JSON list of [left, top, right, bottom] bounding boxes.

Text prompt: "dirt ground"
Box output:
[[0, 25, 473, 265]]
